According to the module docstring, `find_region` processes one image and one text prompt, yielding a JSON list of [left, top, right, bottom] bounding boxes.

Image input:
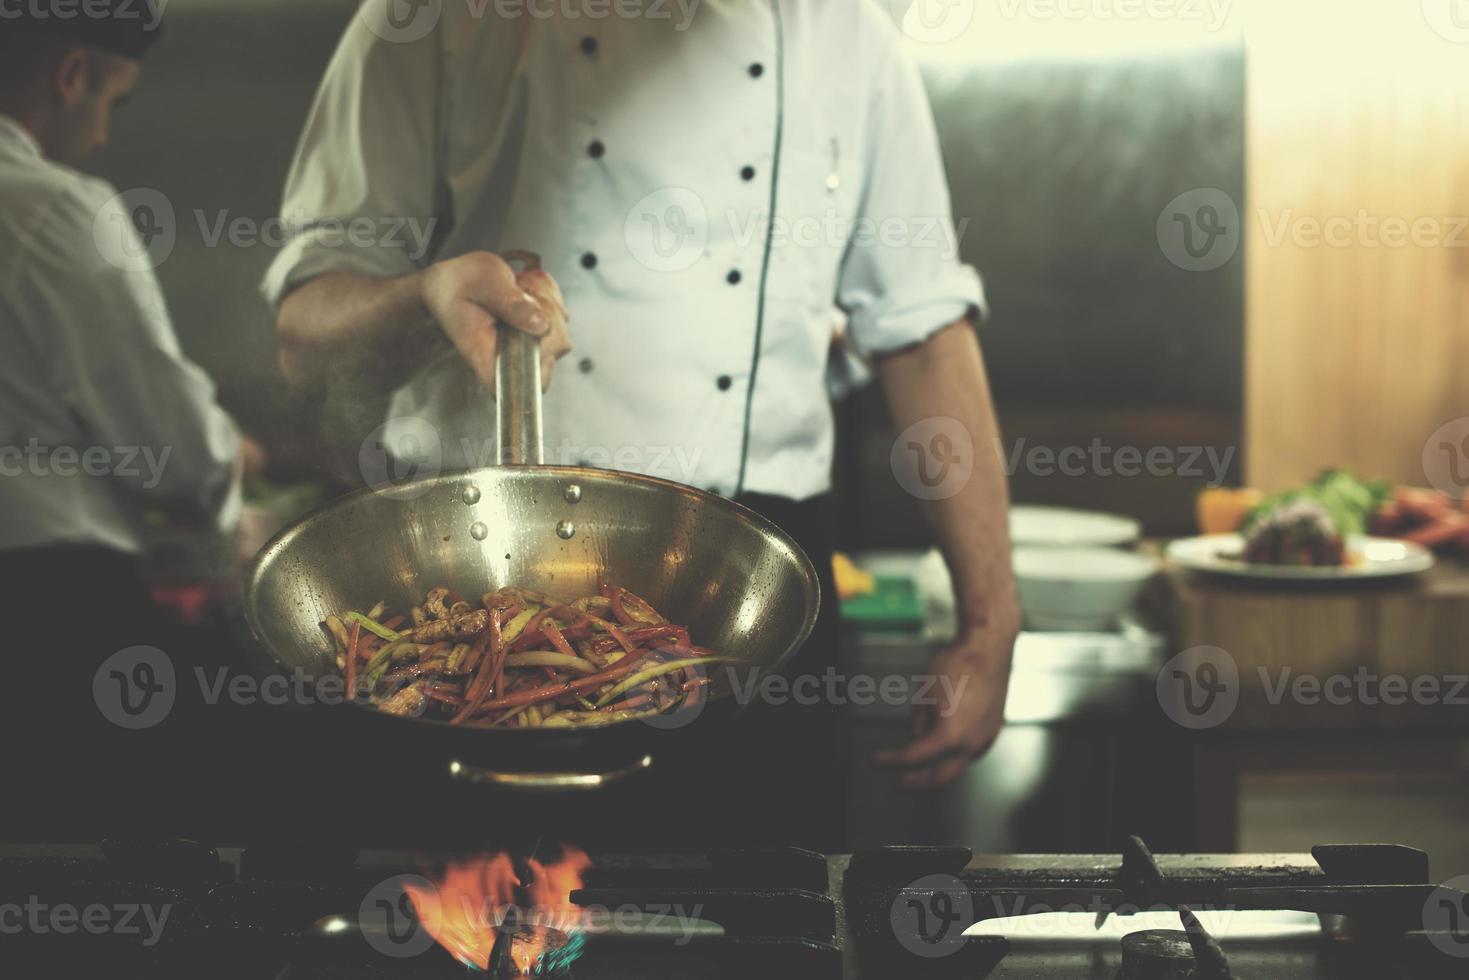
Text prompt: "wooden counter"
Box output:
[[1169, 559, 1469, 730]]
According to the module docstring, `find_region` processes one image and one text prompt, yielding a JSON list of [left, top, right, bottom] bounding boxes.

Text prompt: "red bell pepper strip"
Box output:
[[607, 589, 636, 626], [424, 685, 463, 705], [585, 616, 637, 655], [681, 676, 707, 713], [611, 693, 653, 712], [541, 621, 577, 659], [449, 611, 502, 725], [469, 647, 657, 717]]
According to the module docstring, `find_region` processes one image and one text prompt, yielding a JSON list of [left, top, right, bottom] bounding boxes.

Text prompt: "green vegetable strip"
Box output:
[[347, 610, 402, 642], [360, 642, 397, 690], [505, 652, 599, 675], [593, 656, 737, 708]]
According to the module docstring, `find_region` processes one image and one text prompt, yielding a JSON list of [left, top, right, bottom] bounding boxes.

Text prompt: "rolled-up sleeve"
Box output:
[[836, 36, 985, 355], [260, 13, 445, 309]]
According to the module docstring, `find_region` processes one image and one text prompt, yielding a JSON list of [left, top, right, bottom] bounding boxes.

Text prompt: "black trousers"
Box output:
[[2, 546, 175, 839]]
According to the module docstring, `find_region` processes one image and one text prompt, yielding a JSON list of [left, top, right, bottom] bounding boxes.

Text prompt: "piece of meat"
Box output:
[[377, 681, 428, 717], [404, 607, 489, 643], [423, 587, 452, 620]]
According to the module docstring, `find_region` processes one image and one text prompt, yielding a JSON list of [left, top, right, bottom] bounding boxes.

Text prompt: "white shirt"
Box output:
[[263, 0, 982, 499], [0, 115, 239, 556]]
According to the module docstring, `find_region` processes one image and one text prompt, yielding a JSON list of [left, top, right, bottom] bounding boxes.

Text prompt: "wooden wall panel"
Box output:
[[1244, 0, 1469, 490]]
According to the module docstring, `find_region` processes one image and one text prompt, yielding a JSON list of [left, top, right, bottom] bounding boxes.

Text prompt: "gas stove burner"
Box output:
[[1118, 905, 1235, 980], [1119, 908, 1234, 980], [1120, 930, 1197, 980], [488, 910, 580, 979]]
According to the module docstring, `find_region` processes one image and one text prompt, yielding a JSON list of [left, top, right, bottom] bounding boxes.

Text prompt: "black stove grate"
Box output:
[[1, 838, 1466, 979]]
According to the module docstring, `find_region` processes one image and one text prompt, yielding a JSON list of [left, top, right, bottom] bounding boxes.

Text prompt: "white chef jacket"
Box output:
[[0, 115, 239, 556], [263, 0, 983, 499]]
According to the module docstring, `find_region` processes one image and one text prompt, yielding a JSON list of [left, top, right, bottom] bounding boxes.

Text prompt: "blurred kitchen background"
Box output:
[[90, 0, 1469, 873]]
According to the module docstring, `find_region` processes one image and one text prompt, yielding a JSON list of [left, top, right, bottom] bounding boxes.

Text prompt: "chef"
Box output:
[[0, 3, 255, 836], [265, 1, 1018, 849], [0, 7, 250, 638]]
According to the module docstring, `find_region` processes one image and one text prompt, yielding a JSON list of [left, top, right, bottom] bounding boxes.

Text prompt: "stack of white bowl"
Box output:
[[1009, 507, 1157, 631]]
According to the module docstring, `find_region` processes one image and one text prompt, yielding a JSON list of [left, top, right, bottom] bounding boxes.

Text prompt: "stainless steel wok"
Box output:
[[244, 255, 820, 791]]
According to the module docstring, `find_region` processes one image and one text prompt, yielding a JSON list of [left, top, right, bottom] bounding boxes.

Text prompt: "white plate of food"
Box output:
[[1010, 506, 1141, 549], [1166, 533, 1435, 580]]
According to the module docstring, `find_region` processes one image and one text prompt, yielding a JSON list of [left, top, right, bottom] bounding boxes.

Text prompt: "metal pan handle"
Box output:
[[496, 250, 545, 465], [446, 754, 654, 792]]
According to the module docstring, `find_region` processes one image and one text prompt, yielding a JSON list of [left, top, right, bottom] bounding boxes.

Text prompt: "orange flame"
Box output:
[[403, 846, 592, 974]]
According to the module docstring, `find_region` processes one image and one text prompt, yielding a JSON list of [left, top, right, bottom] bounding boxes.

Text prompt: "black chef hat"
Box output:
[[5, 0, 165, 60]]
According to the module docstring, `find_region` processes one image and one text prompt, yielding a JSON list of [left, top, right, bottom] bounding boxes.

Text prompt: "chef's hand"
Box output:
[[236, 431, 269, 482], [420, 251, 572, 389], [873, 614, 1017, 790]]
